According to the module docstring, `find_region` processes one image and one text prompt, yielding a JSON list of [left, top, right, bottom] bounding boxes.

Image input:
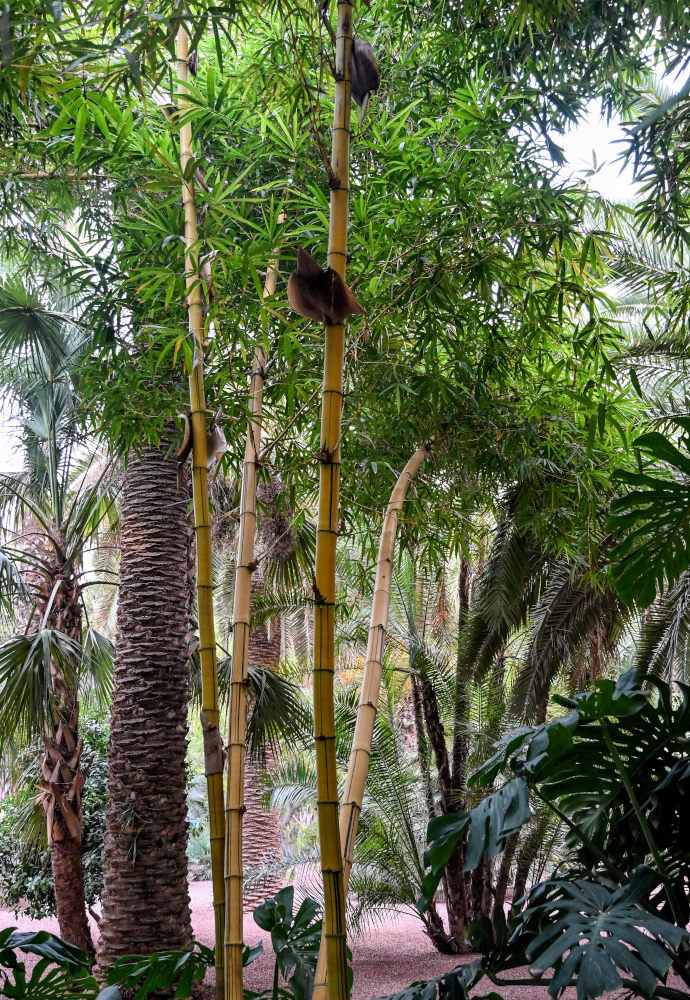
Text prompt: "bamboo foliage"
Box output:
[[313, 443, 430, 999], [313, 5, 356, 999], [176, 27, 225, 1000], [225, 229, 284, 1000]]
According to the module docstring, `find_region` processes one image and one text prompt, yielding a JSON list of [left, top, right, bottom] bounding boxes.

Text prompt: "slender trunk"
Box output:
[[412, 675, 436, 820], [95, 439, 193, 984], [314, 446, 430, 995], [450, 557, 470, 799], [417, 672, 466, 952], [225, 232, 283, 1000], [176, 28, 225, 997], [38, 564, 93, 954], [512, 821, 541, 909], [493, 831, 519, 916], [312, 6, 355, 999]]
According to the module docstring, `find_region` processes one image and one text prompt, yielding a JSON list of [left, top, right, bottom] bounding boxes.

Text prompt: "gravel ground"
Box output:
[[1, 881, 684, 1000]]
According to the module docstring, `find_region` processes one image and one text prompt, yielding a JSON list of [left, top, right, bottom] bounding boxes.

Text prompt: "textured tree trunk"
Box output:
[[493, 831, 519, 916], [417, 671, 467, 952], [37, 550, 92, 955], [96, 440, 193, 984], [242, 615, 283, 909]]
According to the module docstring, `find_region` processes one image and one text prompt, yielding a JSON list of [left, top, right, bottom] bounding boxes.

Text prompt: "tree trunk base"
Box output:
[[50, 836, 94, 956]]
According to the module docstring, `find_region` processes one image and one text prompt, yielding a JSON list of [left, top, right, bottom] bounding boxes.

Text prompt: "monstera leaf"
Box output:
[[372, 959, 487, 1000], [520, 869, 688, 1000], [417, 778, 530, 911], [253, 887, 323, 1000]]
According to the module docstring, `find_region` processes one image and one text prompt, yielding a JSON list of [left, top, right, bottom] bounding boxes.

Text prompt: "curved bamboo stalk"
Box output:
[[313, 5, 356, 999], [176, 28, 225, 999], [313, 443, 430, 1000], [224, 228, 284, 1000]]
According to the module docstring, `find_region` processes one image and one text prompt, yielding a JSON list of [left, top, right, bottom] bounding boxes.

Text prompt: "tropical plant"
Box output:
[[94, 440, 195, 976], [251, 887, 325, 1000], [416, 669, 690, 1000], [0, 284, 116, 952], [0, 927, 104, 1000]]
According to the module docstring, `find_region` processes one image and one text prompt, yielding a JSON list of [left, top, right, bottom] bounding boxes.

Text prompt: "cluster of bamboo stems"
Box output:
[[176, 10, 426, 1000]]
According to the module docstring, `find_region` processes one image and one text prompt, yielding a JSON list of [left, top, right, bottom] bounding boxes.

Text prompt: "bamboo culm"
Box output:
[[311, 2, 358, 997], [177, 27, 225, 999], [312, 444, 430, 999], [224, 230, 284, 1000]]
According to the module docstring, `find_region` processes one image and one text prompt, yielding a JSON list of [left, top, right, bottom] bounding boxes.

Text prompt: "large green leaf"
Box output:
[[521, 869, 687, 1000]]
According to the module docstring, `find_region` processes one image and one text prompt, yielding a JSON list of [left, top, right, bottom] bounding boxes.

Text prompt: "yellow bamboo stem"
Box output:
[[313, 444, 430, 1000], [313, 5, 355, 999], [177, 27, 225, 1000], [224, 228, 284, 1000]]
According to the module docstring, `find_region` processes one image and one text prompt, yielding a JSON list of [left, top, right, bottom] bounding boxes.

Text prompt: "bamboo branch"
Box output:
[[176, 26, 225, 1000], [312, 3, 355, 998], [224, 221, 285, 1000], [313, 442, 431, 999]]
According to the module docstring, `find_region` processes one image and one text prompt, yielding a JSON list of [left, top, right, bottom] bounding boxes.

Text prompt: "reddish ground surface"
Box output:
[[2, 881, 682, 999]]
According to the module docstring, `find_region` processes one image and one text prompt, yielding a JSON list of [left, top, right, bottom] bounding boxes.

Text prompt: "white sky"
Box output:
[[0, 108, 637, 478]]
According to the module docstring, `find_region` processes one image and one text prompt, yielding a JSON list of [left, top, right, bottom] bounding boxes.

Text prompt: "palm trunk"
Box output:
[[225, 231, 283, 1000], [493, 831, 518, 916], [95, 438, 193, 982], [242, 616, 283, 909], [312, 8, 356, 999], [38, 565, 93, 955], [314, 444, 429, 998], [176, 28, 225, 996]]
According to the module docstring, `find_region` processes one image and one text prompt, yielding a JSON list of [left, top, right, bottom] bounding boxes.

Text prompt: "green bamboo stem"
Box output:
[[176, 27, 225, 1000], [224, 231, 284, 1000], [313, 6, 355, 998], [313, 444, 430, 1000]]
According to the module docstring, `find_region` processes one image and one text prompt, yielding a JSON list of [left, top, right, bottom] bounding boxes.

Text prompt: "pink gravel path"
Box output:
[[1, 882, 683, 1000]]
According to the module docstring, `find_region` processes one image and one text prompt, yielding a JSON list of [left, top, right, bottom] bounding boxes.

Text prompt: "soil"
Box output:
[[1, 881, 684, 1000]]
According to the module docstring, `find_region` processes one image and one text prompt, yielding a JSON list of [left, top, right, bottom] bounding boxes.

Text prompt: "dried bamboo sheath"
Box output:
[[176, 26, 226, 1000], [224, 243, 282, 1000], [312, 445, 429, 1000], [313, 5, 356, 999]]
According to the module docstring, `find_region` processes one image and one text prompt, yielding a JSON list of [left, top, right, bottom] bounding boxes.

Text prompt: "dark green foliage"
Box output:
[[372, 959, 487, 1000], [0, 927, 102, 999], [104, 941, 216, 1000], [519, 870, 686, 1000], [0, 715, 108, 918], [416, 670, 690, 1000], [251, 887, 325, 1000]]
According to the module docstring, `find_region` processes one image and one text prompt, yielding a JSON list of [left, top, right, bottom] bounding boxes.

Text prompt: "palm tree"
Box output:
[[0, 282, 116, 953], [94, 433, 195, 974]]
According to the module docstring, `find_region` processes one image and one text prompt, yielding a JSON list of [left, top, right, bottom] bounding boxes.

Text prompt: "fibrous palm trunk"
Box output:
[[95, 439, 193, 981], [37, 550, 93, 954], [242, 616, 283, 909]]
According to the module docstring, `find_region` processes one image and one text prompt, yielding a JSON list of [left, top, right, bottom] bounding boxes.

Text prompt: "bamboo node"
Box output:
[[247, 559, 259, 572], [318, 445, 335, 464]]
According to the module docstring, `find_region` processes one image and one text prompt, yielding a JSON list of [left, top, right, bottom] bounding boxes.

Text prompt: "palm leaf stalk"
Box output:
[[176, 26, 225, 999], [225, 222, 285, 1000], [313, 443, 430, 997], [313, 7, 356, 999]]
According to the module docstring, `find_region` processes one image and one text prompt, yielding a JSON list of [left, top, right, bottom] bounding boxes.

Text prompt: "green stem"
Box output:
[[600, 720, 685, 927]]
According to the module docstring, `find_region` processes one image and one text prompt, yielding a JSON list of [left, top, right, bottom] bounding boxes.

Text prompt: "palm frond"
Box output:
[[0, 629, 81, 749], [635, 570, 690, 681]]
